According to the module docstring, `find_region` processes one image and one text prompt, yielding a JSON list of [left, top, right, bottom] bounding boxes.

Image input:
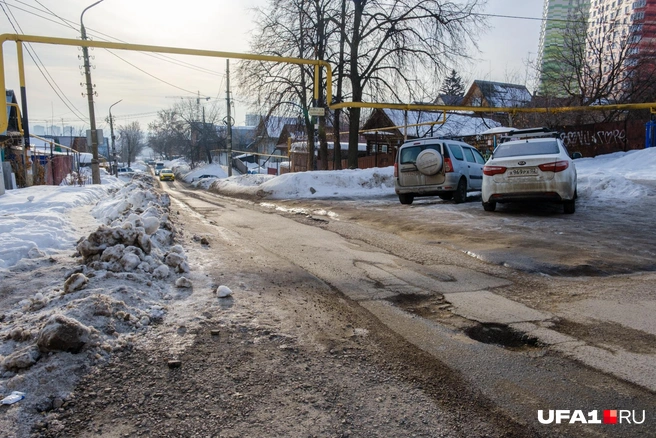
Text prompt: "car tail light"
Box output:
[[483, 165, 507, 176], [444, 157, 453, 173], [538, 160, 569, 172], [394, 162, 398, 177]]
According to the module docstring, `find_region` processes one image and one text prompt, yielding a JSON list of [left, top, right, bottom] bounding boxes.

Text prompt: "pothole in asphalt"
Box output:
[[465, 323, 541, 351], [386, 294, 473, 330]]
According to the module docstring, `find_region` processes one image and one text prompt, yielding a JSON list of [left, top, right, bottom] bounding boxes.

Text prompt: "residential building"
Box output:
[[587, 0, 656, 95], [538, 0, 656, 99], [537, 0, 591, 97]]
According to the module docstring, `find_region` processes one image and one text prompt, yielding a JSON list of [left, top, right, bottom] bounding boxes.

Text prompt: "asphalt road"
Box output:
[[157, 177, 656, 437]]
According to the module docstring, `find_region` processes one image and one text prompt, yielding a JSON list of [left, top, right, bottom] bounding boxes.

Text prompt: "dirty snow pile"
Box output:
[[575, 148, 656, 204], [209, 167, 396, 199], [0, 175, 192, 432]]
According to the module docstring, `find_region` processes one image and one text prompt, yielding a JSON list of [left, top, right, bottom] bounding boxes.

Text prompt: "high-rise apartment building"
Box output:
[[538, 0, 656, 98], [537, 0, 590, 96], [589, 1, 656, 66]]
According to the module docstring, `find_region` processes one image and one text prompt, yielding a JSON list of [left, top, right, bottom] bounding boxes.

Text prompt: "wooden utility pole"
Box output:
[[226, 59, 233, 177]]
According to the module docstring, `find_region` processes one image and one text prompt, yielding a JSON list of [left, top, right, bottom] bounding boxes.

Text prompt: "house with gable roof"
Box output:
[[461, 80, 533, 126], [360, 108, 501, 166], [462, 80, 532, 108]]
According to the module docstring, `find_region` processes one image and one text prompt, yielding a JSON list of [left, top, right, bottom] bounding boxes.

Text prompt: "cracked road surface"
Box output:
[[164, 181, 655, 436], [42, 178, 655, 437]]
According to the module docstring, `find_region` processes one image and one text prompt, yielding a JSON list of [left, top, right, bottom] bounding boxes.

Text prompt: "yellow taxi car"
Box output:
[[159, 168, 175, 181]]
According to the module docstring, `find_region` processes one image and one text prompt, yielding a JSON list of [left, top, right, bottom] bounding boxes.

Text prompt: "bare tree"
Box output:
[[148, 109, 186, 160], [117, 121, 143, 167], [345, 0, 484, 167], [238, 0, 340, 171], [538, 5, 656, 123], [240, 0, 484, 170], [169, 99, 223, 168]]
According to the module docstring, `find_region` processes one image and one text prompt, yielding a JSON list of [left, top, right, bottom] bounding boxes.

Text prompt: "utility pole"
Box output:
[[226, 59, 233, 177], [109, 99, 121, 176], [81, 0, 104, 184]]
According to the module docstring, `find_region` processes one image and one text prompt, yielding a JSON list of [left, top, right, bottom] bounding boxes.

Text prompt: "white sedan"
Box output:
[[481, 138, 577, 214]]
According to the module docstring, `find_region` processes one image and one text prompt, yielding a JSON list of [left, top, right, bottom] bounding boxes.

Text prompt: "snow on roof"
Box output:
[[480, 126, 514, 135], [383, 109, 500, 138], [263, 116, 301, 139], [474, 80, 532, 107], [79, 152, 93, 163], [437, 94, 463, 106]]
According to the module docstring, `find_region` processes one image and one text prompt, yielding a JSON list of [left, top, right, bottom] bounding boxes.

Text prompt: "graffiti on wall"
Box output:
[[560, 129, 626, 148]]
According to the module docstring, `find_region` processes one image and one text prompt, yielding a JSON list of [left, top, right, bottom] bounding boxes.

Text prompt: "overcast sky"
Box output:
[[1, 0, 543, 133]]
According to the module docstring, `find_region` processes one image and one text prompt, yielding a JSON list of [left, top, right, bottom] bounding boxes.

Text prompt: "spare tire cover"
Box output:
[[415, 149, 443, 176]]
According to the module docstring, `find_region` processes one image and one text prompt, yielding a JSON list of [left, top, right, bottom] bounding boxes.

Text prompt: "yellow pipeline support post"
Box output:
[[314, 65, 319, 102], [15, 42, 31, 142]]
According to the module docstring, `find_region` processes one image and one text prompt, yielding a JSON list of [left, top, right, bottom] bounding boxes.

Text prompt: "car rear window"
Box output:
[[493, 140, 560, 158], [400, 144, 442, 164]]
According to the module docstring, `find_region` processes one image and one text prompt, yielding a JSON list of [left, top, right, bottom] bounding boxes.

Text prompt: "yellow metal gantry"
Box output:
[[1, 32, 655, 135]]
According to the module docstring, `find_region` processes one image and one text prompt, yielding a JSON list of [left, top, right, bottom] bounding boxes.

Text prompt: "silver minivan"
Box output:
[[394, 138, 485, 205]]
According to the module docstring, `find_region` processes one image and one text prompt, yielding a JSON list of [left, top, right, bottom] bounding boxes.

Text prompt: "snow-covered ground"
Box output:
[[0, 148, 654, 434], [0, 171, 122, 270], [575, 149, 656, 202]]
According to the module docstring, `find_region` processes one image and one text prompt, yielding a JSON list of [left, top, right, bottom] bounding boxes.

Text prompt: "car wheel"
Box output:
[[453, 178, 467, 204], [483, 201, 496, 212], [564, 200, 575, 214], [438, 193, 453, 201], [398, 193, 414, 205]]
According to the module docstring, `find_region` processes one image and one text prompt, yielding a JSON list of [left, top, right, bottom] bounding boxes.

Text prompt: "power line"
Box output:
[[33, 0, 77, 31], [8, 0, 226, 78], [113, 111, 160, 120], [3, 0, 72, 27], [0, 1, 88, 122], [102, 49, 200, 95], [4, 0, 221, 110]]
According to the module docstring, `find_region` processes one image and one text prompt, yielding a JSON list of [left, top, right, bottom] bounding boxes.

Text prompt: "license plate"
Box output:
[[508, 167, 538, 177]]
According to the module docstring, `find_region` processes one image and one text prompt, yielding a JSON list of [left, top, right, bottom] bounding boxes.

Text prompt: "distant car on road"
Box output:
[[154, 162, 165, 175], [159, 169, 175, 181], [192, 174, 219, 182], [117, 167, 134, 175], [482, 137, 577, 214]]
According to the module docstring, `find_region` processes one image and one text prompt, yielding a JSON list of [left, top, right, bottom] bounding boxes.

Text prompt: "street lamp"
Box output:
[[109, 99, 122, 177], [81, 0, 105, 184]]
